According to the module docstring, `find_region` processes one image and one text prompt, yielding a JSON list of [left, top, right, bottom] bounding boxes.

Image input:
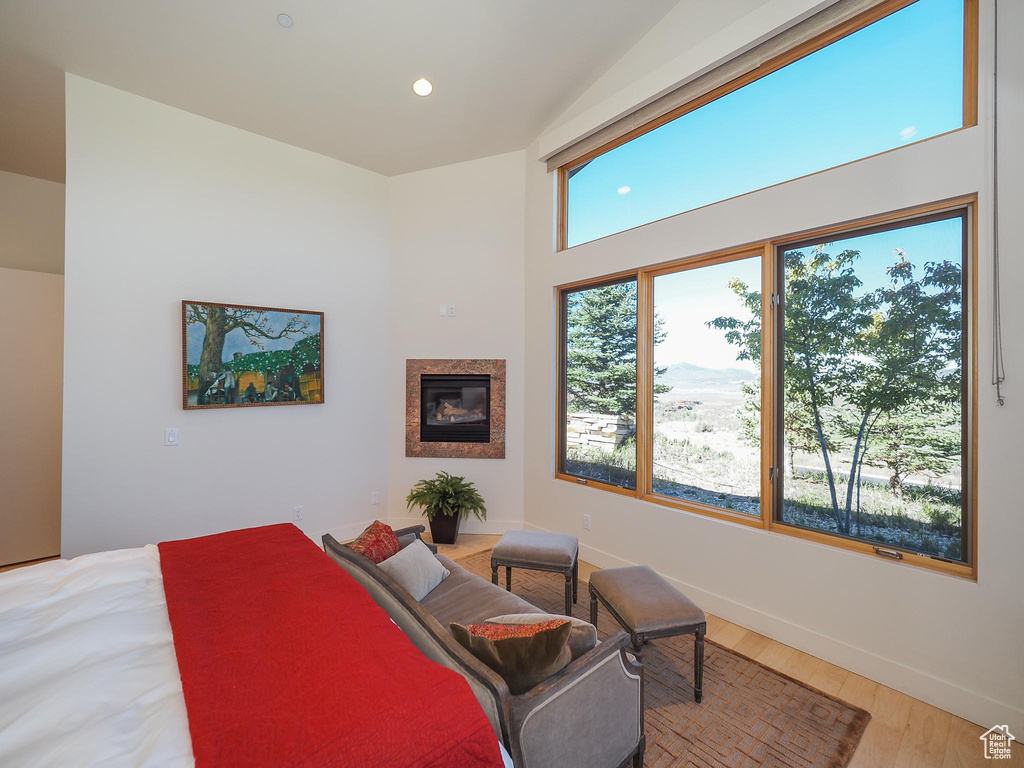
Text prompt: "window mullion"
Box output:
[[636, 271, 654, 498], [761, 243, 777, 531]]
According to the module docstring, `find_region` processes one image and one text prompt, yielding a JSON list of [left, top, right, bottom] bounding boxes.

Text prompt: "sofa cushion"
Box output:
[[451, 619, 572, 695], [345, 521, 400, 564], [420, 556, 540, 627], [377, 539, 450, 601], [486, 613, 597, 660]]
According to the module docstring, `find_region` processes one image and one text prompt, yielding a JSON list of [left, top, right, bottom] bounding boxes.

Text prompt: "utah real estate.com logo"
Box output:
[[980, 725, 1015, 760]]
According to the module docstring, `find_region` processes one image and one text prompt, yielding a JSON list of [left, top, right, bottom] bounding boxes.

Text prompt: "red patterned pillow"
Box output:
[[451, 619, 572, 695], [345, 521, 400, 564]]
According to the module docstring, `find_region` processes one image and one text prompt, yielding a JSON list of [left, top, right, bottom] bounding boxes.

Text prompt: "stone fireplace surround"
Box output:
[[405, 359, 506, 459]]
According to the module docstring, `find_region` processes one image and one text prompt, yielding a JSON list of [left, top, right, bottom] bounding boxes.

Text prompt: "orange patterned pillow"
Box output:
[[451, 619, 572, 695], [345, 521, 400, 564], [462, 619, 569, 641]]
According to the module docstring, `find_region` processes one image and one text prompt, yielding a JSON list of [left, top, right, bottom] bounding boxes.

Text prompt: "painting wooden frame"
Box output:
[[181, 300, 324, 410]]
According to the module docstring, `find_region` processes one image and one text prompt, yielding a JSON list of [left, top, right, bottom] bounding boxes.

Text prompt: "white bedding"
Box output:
[[0, 546, 193, 767], [0, 547, 513, 768]]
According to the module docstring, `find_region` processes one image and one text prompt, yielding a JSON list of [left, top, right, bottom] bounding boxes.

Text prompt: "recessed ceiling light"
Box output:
[[412, 78, 433, 97], [617, 185, 631, 195], [277, 13, 293, 28]]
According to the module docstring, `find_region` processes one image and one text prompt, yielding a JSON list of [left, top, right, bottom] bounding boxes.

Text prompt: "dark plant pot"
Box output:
[[428, 512, 462, 545]]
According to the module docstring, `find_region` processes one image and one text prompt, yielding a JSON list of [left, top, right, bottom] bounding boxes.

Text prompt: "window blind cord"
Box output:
[[992, 0, 1006, 406]]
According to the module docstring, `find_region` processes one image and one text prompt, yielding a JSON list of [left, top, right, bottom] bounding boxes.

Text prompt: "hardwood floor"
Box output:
[[443, 534, 1023, 768]]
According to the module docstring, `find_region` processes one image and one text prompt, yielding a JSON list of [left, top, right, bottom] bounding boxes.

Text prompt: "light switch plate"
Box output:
[[165, 428, 179, 446]]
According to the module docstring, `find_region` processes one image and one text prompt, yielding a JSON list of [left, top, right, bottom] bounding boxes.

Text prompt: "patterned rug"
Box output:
[[458, 550, 869, 768]]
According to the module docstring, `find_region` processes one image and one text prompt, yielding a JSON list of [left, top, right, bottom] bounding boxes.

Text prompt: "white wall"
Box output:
[[524, 0, 1024, 734], [0, 170, 64, 275], [0, 268, 63, 564], [62, 76, 391, 557], [540, 0, 843, 161], [387, 152, 526, 535]]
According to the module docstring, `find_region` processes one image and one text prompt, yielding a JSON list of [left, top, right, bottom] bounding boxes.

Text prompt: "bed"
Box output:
[[0, 524, 513, 767]]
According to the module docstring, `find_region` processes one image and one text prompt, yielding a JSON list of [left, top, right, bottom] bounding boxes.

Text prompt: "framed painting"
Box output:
[[182, 300, 324, 409]]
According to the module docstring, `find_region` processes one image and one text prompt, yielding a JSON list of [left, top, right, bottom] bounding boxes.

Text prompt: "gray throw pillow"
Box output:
[[486, 613, 598, 659], [377, 539, 450, 601]]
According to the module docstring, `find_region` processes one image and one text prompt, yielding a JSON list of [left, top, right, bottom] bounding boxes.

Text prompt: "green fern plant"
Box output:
[[406, 471, 487, 522]]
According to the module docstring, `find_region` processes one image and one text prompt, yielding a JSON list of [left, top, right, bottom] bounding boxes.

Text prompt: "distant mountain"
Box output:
[[656, 361, 757, 390]]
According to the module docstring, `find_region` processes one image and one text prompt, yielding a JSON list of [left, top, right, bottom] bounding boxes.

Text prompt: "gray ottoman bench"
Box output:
[[491, 530, 579, 616], [589, 565, 707, 702]]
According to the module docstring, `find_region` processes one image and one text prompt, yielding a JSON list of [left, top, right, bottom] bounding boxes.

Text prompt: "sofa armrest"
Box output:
[[510, 631, 644, 768], [392, 524, 438, 554]]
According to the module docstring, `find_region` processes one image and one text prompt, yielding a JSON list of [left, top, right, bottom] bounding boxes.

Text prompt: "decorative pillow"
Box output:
[[376, 539, 450, 601], [450, 619, 572, 695], [345, 520, 400, 564], [486, 613, 597, 660]]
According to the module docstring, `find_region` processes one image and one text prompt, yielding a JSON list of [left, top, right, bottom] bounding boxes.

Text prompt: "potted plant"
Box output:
[[406, 471, 487, 545]]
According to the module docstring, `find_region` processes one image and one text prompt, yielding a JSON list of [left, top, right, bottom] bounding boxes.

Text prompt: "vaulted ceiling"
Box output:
[[0, 0, 678, 182]]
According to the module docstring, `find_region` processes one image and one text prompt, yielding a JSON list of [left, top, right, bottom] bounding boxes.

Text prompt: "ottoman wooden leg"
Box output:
[[694, 626, 705, 703], [590, 591, 598, 625], [491, 561, 498, 586], [572, 556, 578, 604], [564, 570, 572, 616], [632, 632, 646, 654], [505, 566, 512, 592]]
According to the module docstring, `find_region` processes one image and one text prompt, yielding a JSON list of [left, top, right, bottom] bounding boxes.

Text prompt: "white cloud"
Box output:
[[617, 185, 631, 195], [899, 125, 918, 141]]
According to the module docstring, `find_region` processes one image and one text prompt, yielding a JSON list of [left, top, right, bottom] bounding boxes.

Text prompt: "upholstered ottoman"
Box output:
[[491, 530, 579, 616], [589, 565, 706, 702]]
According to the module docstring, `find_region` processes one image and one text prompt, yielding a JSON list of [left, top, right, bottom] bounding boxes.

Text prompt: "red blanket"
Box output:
[[159, 523, 503, 768]]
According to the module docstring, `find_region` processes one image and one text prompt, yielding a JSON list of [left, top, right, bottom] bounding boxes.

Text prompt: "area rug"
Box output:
[[458, 549, 870, 768]]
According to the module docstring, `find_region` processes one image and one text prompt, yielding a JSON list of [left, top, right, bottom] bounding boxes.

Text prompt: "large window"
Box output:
[[775, 213, 968, 562], [561, 278, 638, 491], [557, 201, 974, 576], [652, 254, 763, 516], [562, 0, 973, 248]]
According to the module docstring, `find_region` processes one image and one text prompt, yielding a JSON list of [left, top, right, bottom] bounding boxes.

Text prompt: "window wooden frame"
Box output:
[[556, 0, 979, 252], [555, 196, 977, 579], [556, 271, 641, 498]]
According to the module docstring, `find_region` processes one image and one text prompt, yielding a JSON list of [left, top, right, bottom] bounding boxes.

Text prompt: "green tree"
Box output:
[[565, 282, 668, 417], [710, 246, 962, 534], [869, 400, 960, 498]]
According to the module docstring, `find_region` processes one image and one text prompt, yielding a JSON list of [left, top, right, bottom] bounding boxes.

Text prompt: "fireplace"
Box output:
[[420, 374, 491, 443]]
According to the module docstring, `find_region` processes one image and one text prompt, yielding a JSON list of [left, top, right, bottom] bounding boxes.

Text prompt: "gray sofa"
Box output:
[[323, 526, 645, 768]]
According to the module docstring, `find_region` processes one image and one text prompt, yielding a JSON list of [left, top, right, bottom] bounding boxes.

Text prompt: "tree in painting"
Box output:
[[185, 304, 310, 382]]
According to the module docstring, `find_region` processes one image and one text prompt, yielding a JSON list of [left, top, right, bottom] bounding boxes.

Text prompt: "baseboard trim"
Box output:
[[523, 521, 1024, 734], [386, 517, 522, 536]]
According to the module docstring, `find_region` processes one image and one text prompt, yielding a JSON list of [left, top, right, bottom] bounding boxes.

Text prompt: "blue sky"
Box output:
[[654, 216, 962, 368], [567, 0, 964, 247], [187, 310, 320, 366]]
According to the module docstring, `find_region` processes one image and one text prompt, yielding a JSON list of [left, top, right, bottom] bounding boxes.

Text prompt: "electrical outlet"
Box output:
[[582, 514, 591, 531], [293, 506, 304, 522], [371, 492, 380, 505]]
